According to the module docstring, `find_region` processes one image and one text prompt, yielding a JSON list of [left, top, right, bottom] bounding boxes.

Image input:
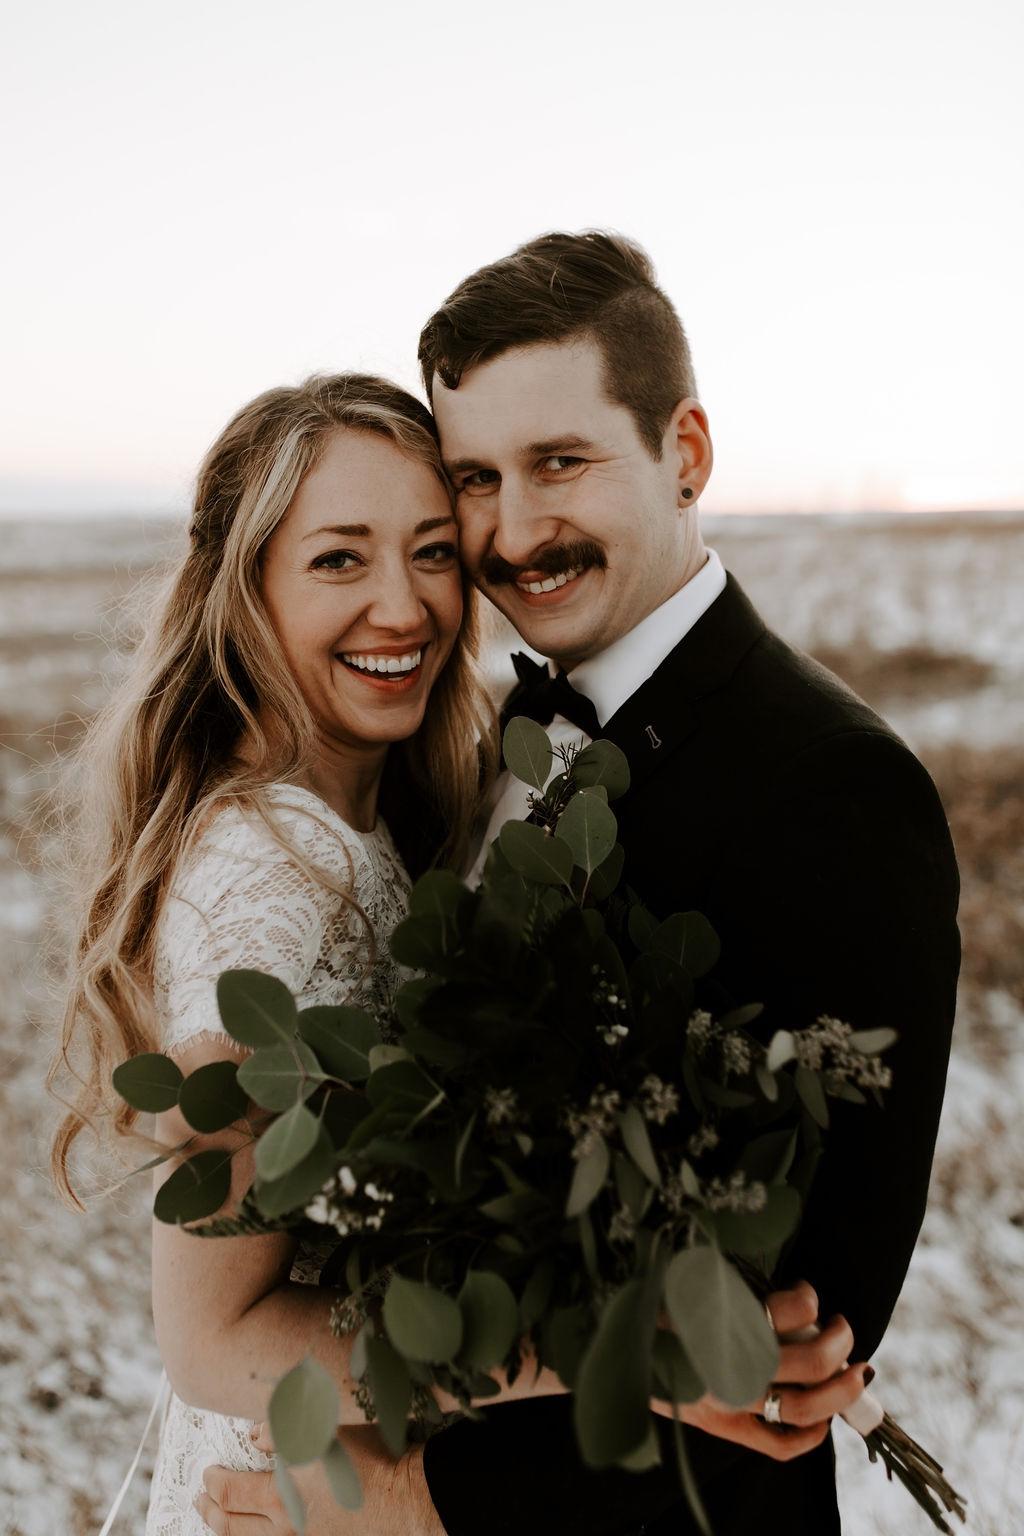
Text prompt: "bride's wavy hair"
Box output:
[[47, 372, 497, 1209]]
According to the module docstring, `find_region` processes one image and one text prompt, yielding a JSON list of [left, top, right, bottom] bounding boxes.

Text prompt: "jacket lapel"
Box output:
[[600, 574, 767, 796]]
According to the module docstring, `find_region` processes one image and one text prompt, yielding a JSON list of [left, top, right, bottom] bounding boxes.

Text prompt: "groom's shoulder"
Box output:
[[729, 622, 944, 805]]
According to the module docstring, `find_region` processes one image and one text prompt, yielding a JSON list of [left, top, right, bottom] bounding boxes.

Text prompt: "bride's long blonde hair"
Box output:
[[47, 372, 496, 1209]]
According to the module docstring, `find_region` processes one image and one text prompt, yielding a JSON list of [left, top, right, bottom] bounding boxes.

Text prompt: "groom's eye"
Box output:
[[540, 455, 584, 476], [458, 469, 501, 495]]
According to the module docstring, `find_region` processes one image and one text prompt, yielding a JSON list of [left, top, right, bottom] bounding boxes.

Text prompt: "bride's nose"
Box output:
[[364, 567, 429, 634]]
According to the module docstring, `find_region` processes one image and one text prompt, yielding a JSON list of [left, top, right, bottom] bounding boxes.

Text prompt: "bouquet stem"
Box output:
[[783, 1325, 966, 1532]]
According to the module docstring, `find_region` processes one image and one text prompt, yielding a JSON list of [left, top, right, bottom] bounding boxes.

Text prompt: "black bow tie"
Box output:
[[505, 651, 602, 740]]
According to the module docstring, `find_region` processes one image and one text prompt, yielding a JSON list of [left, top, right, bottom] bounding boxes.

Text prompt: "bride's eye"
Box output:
[[311, 549, 361, 572], [416, 542, 458, 566]]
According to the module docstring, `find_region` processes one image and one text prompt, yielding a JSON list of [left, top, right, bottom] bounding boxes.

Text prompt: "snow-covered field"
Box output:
[[2, 512, 1022, 1535]]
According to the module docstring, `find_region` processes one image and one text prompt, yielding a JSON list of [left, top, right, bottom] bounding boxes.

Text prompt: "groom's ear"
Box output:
[[665, 397, 714, 503]]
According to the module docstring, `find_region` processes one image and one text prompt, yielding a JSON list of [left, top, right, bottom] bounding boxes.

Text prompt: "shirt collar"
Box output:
[[568, 548, 727, 728]]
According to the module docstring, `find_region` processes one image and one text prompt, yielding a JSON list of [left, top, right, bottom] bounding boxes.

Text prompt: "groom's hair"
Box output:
[[418, 230, 697, 459]]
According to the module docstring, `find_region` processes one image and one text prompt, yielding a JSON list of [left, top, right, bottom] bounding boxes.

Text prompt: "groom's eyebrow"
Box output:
[[445, 434, 598, 473]]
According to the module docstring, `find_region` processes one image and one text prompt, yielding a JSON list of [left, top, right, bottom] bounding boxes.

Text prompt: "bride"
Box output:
[[46, 372, 540, 1533]]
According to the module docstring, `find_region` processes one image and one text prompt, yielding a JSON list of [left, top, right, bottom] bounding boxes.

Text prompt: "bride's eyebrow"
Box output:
[[304, 523, 371, 540], [303, 515, 456, 542]]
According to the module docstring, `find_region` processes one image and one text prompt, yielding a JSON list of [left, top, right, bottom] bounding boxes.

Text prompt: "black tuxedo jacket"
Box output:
[[421, 574, 960, 1536]]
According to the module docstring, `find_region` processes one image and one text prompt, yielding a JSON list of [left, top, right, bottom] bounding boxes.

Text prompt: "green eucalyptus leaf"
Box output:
[[367, 1043, 412, 1072], [273, 1463, 307, 1533], [383, 1275, 463, 1364], [112, 1053, 183, 1113], [795, 1064, 830, 1127], [766, 1030, 796, 1071], [366, 1060, 437, 1112], [720, 1003, 764, 1031], [663, 1244, 779, 1407], [652, 1328, 705, 1404], [649, 912, 720, 978], [479, 1188, 546, 1224], [619, 1104, 662, 1186], [178, 1060, 248, 1132], [587, 843, 625, 901], [253, 1123, 336, 1219], [389, 914, 448, 969], [555, 793, 617, 875], [237, 1041, 324, 1112], [322, 1438, 363, 1511], [458, 1271, 519, 1371], [546, 1304, 590, 1389], [365, 1333, 412, 1457], [755, 1064, 779, 1101], [849, 1027, 898, 1054], [393, 976, 441, 1029], [627, 903, 659, 951], [503, 716, 554, 791], [572, 739, 631, 800], [454, 1110, 477, 1188], [217, 969, 298, 1047], [565, 1133, 610, 1217], [519, 1259, 556, 1330], [617, 1422, 662, 1471], [738, 1128, 798, 1185], [700, 1184, 802, 1257], [409, 869, 470, 919], [269, 1358, 339, 1464], [255, 1102, 320, 1182], [297, 1006, 380, 1081], [574, 1279, 654, 1467], [613, 1150, 650, 1219], [499, 821, 573, 886], [153, 1148, 233, 1224]]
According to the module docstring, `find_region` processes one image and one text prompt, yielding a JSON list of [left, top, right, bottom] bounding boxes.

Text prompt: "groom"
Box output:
[[198, 233, 960, 1534]]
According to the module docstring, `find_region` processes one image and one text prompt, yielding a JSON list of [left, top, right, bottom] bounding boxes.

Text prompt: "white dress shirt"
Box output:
[[467, 549, 727, 884]]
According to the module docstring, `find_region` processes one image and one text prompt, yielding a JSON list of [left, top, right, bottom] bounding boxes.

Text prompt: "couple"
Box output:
[[51, 231, 960, 1536]]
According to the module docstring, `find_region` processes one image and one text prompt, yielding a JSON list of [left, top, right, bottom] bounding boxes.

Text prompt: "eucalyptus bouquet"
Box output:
[[114, 720, 965, 1534]]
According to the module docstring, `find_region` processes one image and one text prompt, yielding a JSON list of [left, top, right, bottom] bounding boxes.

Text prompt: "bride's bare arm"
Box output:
[[150, 1038, 567, 1424]]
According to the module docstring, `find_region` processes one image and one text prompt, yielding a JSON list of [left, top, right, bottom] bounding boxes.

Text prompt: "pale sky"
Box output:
[[2, 0, 1022, 515]]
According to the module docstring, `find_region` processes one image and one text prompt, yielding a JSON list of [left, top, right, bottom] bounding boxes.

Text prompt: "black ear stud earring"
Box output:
[[680, 487, 694, 500]]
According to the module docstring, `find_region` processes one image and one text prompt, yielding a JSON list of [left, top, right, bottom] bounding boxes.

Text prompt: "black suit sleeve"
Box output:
[[707, 729, 961, 1359]]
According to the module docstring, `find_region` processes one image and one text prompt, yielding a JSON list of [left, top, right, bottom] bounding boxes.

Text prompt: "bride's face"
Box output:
[[261, 428, 463, 748]]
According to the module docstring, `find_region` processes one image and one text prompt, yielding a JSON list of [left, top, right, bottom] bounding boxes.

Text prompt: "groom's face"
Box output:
[[432, 338, 702, 667]]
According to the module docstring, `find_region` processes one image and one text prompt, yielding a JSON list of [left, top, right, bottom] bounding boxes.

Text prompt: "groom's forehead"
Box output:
[[432, 339, 614, 466]]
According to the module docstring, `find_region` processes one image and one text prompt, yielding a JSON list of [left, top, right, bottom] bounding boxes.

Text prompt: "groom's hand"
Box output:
[[653, 1280, 871, 1462], [195, 1422, 446, 1536]]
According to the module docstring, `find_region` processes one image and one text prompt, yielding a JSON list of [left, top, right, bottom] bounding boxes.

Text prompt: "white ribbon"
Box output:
[[97, 1369, 171, 1534]]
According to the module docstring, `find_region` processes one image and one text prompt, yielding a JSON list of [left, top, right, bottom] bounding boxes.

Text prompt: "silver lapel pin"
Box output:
[[645, 725, 662, 750]]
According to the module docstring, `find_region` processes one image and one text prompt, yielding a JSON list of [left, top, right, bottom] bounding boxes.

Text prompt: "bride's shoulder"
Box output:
[[170, 783, 374, 900]]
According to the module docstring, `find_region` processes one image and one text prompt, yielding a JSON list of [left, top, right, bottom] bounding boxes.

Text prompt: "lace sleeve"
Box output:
[[153, 795, 369, 1058]]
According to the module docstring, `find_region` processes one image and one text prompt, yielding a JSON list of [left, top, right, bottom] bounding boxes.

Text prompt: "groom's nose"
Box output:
[[489, 479, 562, 570]]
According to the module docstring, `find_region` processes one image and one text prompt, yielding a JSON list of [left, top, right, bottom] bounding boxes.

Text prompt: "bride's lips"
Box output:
[[511, 565, 591, 607], [334, 642, 430, 694]]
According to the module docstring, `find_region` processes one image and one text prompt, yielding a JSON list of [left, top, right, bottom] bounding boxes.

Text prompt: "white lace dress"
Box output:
[[144, 783, 411, 1536]]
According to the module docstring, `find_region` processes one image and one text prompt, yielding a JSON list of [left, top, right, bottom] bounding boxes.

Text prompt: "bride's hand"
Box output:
[[650, 1280, 872, 1462]]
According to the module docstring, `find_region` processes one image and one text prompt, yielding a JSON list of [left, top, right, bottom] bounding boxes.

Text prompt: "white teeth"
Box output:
[[518, 566, 582, 596], [341, 649, 422, 675]]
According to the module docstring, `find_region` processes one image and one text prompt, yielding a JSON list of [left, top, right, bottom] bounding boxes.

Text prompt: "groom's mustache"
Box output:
[[480, 539, 607, 587]]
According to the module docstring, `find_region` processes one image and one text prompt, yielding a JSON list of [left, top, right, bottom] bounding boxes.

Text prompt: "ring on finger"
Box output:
[[761, 1390, 784, 1425]]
